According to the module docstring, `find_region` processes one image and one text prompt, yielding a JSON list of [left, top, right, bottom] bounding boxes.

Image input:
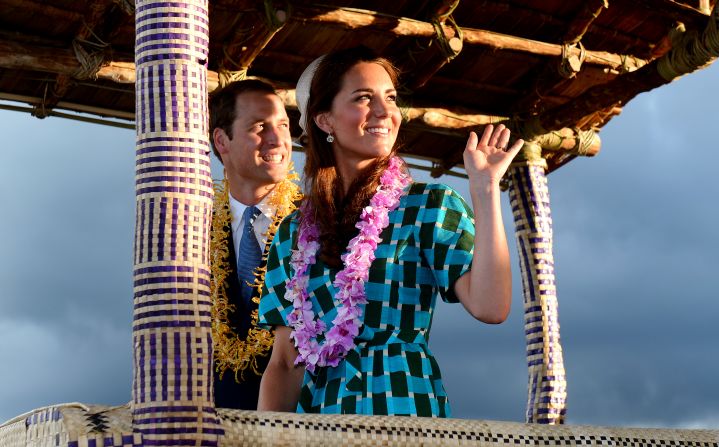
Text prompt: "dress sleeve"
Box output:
[[418, 184, 475, 303], [257, 213, 297, 329]]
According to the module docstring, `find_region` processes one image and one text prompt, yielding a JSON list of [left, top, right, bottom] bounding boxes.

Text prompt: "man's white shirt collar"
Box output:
[[228, 192, 276, 254]]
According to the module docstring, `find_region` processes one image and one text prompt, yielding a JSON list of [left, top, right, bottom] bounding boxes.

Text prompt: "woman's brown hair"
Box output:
[[303, 46, 404, 267]]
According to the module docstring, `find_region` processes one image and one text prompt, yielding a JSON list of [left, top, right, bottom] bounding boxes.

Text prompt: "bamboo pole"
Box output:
[[132, 0, 221, 445]]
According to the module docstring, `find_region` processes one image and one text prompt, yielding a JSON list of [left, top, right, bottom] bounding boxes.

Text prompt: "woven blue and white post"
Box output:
[[508, 149, 567, 424], [132, 1, 222, 445]]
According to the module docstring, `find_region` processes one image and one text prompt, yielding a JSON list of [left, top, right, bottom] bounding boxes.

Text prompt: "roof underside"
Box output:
[[0, 0, 716, 176]]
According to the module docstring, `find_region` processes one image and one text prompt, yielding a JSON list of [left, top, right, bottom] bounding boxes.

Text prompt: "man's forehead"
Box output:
[[234, 92, 287, 120]]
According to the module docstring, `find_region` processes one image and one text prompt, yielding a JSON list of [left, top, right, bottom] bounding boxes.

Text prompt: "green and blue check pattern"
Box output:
[[259, 183, 474, 417]]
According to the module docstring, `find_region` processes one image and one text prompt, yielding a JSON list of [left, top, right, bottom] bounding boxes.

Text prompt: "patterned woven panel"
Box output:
[[508, 162, 567, 424], [2, 405, 718, 447], [0, 403, 137, 447], [132, 0, 221, 445]]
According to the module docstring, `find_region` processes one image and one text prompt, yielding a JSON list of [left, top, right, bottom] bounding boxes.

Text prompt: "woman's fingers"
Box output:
[[488, 124, 506, 148], [479, 124, 493, 147], [507, 138, 524, 154], [497, 127, 511, 150], [465, 131, 479, 152], [468, 125, 524, 156]]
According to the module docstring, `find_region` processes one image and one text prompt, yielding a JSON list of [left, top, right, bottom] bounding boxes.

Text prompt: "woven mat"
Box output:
[[2, 403, 717, 446]]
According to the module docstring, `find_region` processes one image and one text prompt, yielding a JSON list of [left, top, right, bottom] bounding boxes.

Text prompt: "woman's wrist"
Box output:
[[469, 176, 502, 196]]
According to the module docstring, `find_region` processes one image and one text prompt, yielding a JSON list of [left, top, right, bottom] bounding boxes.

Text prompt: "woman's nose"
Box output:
[[372, 98, 390, 117]]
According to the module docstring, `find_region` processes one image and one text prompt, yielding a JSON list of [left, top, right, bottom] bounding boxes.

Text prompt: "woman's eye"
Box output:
[[355, 95, 371, 102], [387, 95, 398, 102]]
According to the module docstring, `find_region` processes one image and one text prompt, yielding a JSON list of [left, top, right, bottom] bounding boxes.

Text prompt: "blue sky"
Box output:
[[1, 62, 717, 428]]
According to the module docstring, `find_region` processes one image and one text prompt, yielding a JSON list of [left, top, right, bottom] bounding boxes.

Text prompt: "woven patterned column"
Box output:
[[133, 1, 222, 445], [508, 158, 567, 424]]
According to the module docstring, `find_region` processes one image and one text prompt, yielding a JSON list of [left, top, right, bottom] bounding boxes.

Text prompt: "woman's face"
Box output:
[[319, 62, 401, 173]]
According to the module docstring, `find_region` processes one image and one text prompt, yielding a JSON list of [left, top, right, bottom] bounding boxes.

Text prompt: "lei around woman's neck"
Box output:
[[287, 156, 411, 373]]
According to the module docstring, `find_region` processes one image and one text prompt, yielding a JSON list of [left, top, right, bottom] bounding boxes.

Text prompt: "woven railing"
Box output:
[[2, 403, 718, 447]]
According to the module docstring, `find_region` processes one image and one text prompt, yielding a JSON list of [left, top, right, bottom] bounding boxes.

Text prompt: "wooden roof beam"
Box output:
[[423, 118, 601, 177], [563, 0, 609, 44], [33, 0, 117, 119], [432, 0, 461, 20], [0, 91, 135, 120], [533, 1, 719, 134], [289, 5, 649, 72], [514, 0, 609, 115], [1, 43, 530, 141], [401, 0, 463, 90], [451, 0, 658, 58], [0, 40, 87, 75], [217, 3, 288, 86], [635, 0, 713, 22], [0, 38, 219, 91], [0, 0, 82, 24]]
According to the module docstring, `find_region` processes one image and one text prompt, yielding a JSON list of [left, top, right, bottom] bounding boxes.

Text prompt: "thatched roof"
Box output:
[[1, 0, 717, 175]]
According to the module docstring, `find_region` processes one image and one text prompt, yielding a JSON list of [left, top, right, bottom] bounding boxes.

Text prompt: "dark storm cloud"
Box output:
[[0, 117, 135, 336], [427, 62, 719, 428], [0, 116, 135, 422]]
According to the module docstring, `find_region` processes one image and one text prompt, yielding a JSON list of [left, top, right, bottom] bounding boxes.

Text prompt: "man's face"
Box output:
[[215, 91, 292, 190]]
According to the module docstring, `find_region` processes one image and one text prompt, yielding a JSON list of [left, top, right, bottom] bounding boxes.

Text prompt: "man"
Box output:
[[209, 79, 299, 410]]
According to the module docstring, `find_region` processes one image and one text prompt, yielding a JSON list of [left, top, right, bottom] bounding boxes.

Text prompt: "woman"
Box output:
[[257, 46, 523, 417]]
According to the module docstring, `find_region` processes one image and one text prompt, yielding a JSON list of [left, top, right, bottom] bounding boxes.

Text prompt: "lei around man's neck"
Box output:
[[210, 169, 302, 381]]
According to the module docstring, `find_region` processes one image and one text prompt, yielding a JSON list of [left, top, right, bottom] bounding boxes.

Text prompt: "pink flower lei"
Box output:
[[285, 156, 411, 373]]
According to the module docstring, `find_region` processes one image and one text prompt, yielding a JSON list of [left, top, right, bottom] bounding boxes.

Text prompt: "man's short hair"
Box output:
[[208, 79, 278, 161]]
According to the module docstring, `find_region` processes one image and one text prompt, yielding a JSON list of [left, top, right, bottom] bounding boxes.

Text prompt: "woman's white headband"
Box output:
[[295, 55, 325, 134]]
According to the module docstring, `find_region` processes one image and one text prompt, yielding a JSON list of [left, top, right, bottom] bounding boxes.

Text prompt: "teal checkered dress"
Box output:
[[258, 183, 474, 417]]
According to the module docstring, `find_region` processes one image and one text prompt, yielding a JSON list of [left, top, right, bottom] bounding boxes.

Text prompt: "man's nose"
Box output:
[[263, 125, 280, 146]]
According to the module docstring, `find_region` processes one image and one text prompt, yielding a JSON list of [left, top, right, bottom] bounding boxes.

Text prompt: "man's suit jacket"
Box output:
[[213, 220, 272, 410]]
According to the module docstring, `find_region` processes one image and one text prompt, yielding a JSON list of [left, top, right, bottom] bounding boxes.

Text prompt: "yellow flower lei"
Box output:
[[210, 168, 302, 381]]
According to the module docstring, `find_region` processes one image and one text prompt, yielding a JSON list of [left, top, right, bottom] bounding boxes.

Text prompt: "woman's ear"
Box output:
[[314, 112, 333, 135]]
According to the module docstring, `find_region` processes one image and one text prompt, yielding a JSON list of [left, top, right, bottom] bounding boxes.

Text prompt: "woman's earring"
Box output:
[[326, 133, 335, 143]]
